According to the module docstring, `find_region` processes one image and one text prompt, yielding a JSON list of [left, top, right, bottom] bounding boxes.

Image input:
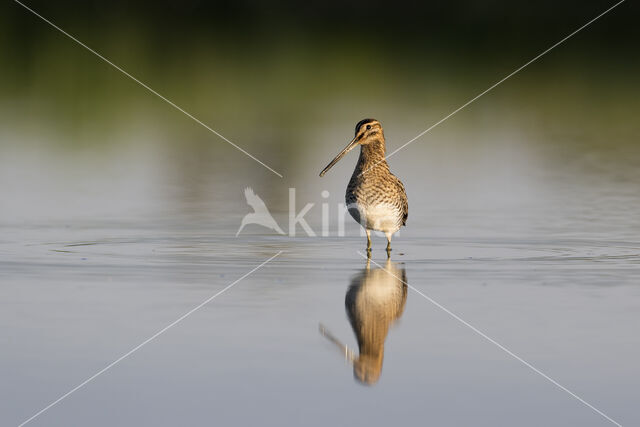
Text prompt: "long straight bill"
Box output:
[[319, 323, 356, 363], [319, 136, 358, 177]]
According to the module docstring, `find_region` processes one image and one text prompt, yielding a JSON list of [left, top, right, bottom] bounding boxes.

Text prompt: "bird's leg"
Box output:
[[385, 232, 392, 257], [366, 229, 372, 255]]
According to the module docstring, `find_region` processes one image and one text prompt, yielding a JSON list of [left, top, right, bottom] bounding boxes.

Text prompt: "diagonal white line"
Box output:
[[17, 251, 283, 427], [358, 252, 622, 427], [13, 0, 283, 178], [360, 0, 626, 176]]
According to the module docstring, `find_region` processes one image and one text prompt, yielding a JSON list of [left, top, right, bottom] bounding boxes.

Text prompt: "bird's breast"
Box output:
[[347, 201, 404, 232]]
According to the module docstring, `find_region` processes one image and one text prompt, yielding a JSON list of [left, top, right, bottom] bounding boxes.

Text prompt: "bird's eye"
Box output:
[[366, 124, 371, 130]]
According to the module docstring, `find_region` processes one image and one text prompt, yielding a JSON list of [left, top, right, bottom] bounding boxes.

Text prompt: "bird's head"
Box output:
[[319, 118, 384, 177]]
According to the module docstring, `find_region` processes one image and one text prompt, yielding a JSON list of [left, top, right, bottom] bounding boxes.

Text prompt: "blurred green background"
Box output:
[[2, 0, 637, 147]]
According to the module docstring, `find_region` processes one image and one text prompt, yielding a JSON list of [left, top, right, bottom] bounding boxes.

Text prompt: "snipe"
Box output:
[[320, 119, 408, 255]]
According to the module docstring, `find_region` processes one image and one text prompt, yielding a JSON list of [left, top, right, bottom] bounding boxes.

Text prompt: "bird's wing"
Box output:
[[244, 187, 269, 212], [402, 198, 408, 225], [397, 179, 408, 226]]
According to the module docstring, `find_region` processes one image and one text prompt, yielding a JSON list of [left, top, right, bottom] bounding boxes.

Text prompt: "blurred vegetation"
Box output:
[[0, 0, 638, 156]]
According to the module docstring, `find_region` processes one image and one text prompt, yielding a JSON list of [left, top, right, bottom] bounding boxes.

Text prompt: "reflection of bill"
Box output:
[[320, 258, 407, 385], [236, 187, 285, 236]]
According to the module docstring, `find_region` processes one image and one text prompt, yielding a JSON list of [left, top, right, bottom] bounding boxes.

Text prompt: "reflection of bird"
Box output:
[[319, 258, 407, 386], [346, 257, 407, 385], [236, 187, 285, 236], [320, 119, 408, 255]]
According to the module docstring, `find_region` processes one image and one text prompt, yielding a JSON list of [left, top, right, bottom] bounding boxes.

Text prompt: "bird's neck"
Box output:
[[354, 138, 389, 175]]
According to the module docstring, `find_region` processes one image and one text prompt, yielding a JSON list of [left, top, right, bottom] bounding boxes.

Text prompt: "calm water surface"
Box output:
[[1, 131, 639, 426]]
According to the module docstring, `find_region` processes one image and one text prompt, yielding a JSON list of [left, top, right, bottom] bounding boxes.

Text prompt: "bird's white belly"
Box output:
[[350, 202, 401, 233]]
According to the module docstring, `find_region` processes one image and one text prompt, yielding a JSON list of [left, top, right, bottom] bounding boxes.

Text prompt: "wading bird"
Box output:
[[320, 119, 408, 255]]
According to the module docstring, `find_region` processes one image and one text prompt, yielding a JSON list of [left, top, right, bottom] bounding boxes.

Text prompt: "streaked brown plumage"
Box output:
[[320, 119, 408, 254]]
